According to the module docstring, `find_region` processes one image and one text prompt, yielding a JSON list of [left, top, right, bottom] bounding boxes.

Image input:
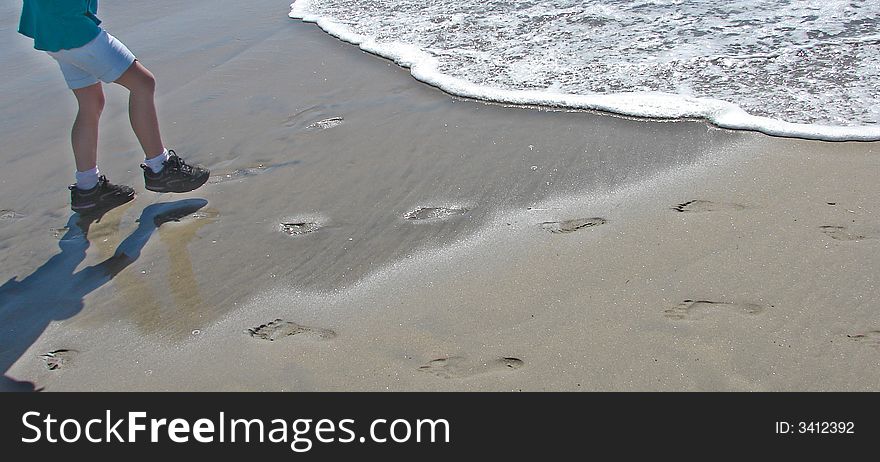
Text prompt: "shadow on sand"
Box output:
[[0, 199, 208, 391]]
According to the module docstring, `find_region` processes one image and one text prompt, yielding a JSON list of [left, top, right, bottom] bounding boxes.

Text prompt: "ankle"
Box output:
[[144, 149, 169, 173], [75, 167, 100, 190]]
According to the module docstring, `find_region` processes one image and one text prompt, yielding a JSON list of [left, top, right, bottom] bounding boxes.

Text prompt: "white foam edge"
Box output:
[[290, 1, 880, 142]]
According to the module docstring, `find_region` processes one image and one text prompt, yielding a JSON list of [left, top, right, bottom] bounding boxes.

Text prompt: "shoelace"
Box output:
[[165, 151, 195, 175]]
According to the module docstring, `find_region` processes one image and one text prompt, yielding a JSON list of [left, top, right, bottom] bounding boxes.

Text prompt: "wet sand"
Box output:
[[1, 0, 878, 391]]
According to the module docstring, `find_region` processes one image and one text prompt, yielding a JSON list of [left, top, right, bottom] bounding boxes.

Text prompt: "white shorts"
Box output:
[[47, 30, 137, 90]]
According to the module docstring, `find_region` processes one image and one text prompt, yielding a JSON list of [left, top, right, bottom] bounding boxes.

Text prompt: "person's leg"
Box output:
[[67, 83, 135, 212], [113, 59, 209, 193], [46, 35, 136, 212], [113, 61, 165, 160], [71, 83, 105, 188]]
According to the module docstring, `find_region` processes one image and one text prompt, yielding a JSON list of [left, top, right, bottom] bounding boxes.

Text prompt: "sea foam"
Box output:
[[291, 0, 880, 141]]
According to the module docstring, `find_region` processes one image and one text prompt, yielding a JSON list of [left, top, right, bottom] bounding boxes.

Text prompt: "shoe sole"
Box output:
[[72, 193, 136, 215], [144, 175, 209, 193]]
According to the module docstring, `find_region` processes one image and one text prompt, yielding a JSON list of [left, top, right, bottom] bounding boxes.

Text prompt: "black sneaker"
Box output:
[[142, 150, 210, 193], [69, 176, 135, 214]]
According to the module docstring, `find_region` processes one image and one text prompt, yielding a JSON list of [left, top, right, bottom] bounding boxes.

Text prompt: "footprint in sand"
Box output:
[[247, 319, 336, 342], [418, 356, 524, 379], [282, 105, 343, 130], [307, 117, 344, 130], [0, 209, 24, 222], [819, 225, 875, 241], [50, 227, 70, 239], [539, 217, 607, 234], [404, 206, 468, 221], [39, 349, 77, 371], [847, 330, 880, 348], [664, 299, 769, 321], [280, 222, 321, 236], [672, 200, 745, 213], [208, 160, 300, 185]]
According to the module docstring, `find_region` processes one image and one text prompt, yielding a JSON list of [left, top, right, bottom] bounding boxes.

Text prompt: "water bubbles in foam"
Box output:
[[292, 0, 880, 140]]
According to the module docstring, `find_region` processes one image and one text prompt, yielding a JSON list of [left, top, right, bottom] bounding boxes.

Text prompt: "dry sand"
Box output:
[[1, 0, 878, 391]]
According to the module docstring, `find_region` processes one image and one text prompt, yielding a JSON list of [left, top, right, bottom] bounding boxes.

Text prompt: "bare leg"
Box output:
[[71, 83, 105, 172], [113, 61, 165, 159]]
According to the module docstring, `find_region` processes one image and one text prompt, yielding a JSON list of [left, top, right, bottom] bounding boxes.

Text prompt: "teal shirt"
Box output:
[[18, 0, 102, 52]]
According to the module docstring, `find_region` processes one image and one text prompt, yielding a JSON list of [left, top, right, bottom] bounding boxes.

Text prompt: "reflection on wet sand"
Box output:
[[158, 208, 219, 340], [101, 206, 219, 342], [0, 199, 208, 391]]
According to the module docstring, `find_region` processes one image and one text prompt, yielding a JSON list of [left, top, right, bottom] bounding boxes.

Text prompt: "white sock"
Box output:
[[144, 149, 169, 173], [75, 167, 100, 190]]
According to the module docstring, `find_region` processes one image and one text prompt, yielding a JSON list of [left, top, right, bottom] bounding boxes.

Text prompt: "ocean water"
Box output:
[[290, 0, 880, 140]]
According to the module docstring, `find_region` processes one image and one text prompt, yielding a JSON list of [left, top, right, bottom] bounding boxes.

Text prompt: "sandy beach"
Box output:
[[1, 0, 878, 391]]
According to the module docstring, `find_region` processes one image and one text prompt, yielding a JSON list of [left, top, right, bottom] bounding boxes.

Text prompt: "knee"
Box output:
[[116, 62, 158, 95], [133, 69, 156, 95], [86, 93, 105, 117], [76, 89, 105, 118], [140, 71, 156, 94]]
